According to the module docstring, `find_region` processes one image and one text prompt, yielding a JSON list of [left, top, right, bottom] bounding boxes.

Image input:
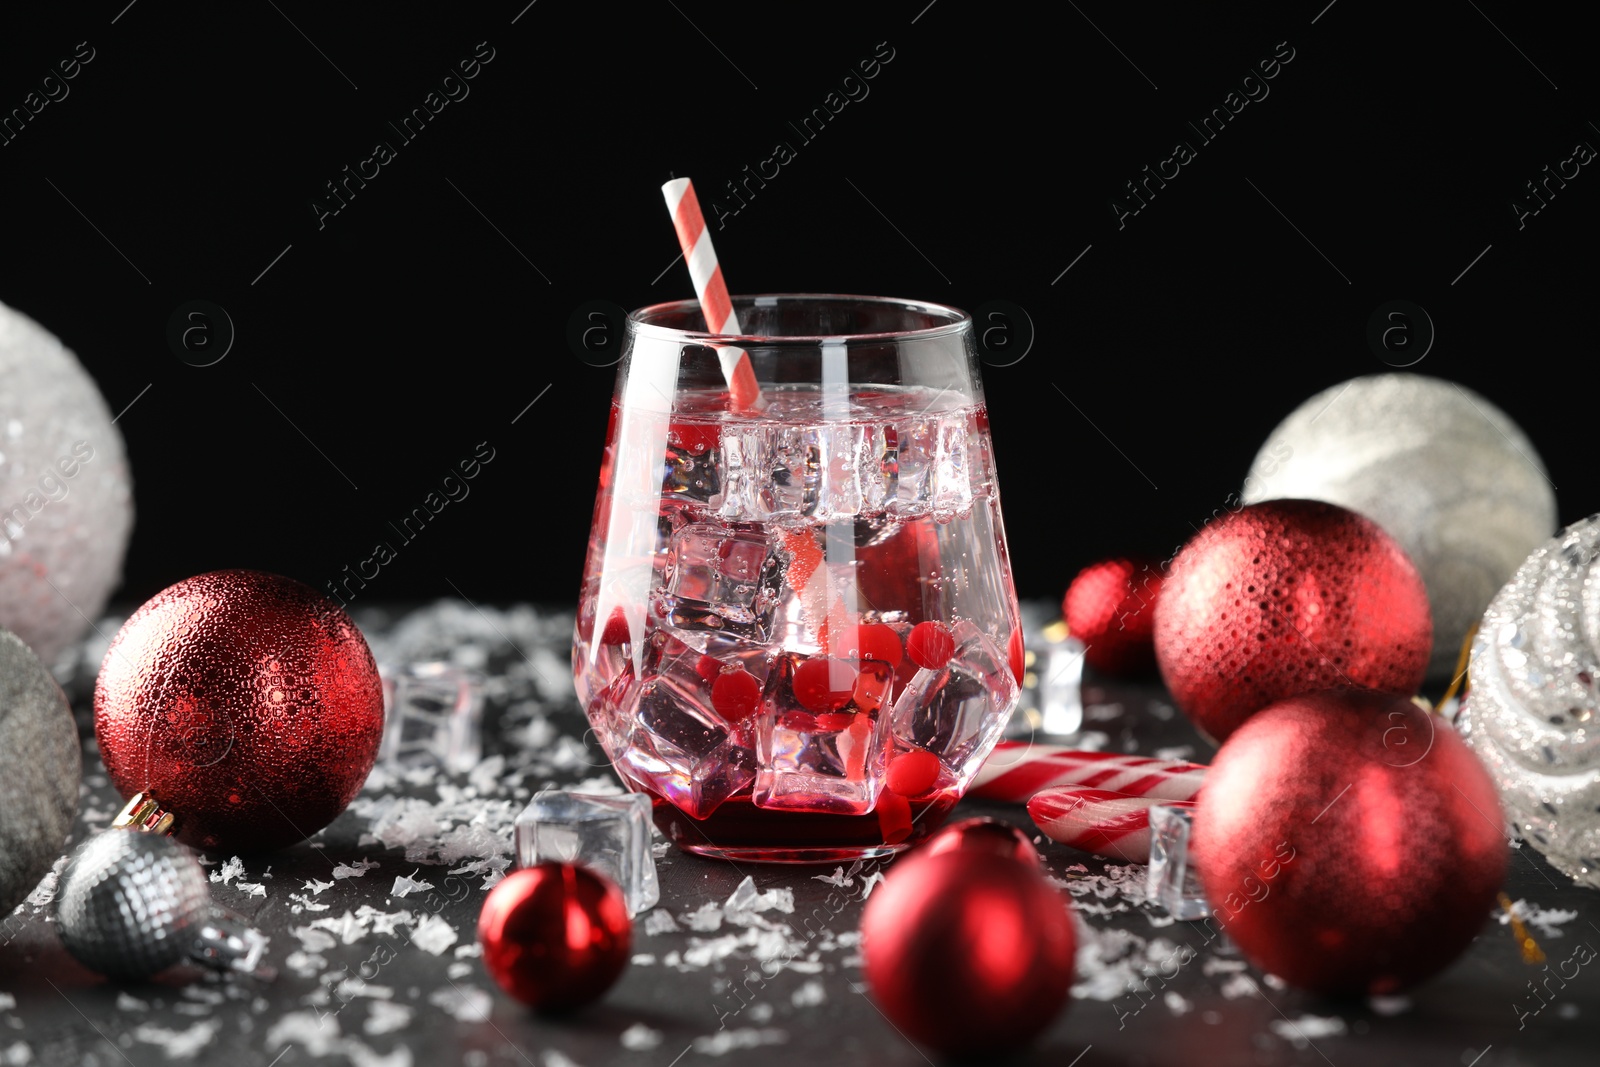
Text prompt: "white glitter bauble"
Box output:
[[1241, 373, 1556, 678], [1457, 516, 1600, 887], [0, 301, 134, 665]]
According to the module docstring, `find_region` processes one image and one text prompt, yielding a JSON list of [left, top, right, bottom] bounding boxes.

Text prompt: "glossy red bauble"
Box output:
[[921, 816, 1041, 865], [861, 848, 1074, 1058], [1154, 499, 1431, 741], [478, 863, 632, 1011], [1192, 689, 1507, 995], [1063, 556, 1164, 675], [94, 570, 384, 853]]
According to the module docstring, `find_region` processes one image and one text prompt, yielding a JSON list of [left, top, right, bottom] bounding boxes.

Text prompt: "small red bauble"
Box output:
[[1192, 689, 1507, 996], [861, 848, 1074, 1058], [478, 863, 631, 1011], [1154, 499, 1431, 741], [921, 816, 1041, 865], [1064, 556, 1164, 676], [94, 570, 384, 853]]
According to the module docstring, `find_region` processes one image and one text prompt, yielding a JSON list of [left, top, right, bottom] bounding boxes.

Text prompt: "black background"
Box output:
[[2, 1, 1593, 610]]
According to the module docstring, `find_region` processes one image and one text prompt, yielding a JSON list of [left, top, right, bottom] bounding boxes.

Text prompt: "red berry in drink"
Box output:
[[887, 749, 940, 796], [599, 609, 631, 646], [1007, 628, 1026, 686], [906, 622, 955, 670], [792, 657, 859, 713], [851, 662, 893, 712], [852, 623, 904, 667], [667, 420, 720, 456], [711, 668, 762, 722], [877, 790, 913, 844]]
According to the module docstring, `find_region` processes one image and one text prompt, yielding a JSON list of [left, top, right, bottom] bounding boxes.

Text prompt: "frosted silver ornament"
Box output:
[[0, 300, 135, 666], [54, 829, 275, 980], [1457, 516, 1600, 888], [1242, 372, 1556, 678], [0, 627, 80, 916]]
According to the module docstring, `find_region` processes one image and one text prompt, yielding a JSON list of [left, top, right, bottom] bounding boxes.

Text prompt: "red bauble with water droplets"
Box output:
[[1154, 499, 1431, 742], [94, 570, 384, 853]]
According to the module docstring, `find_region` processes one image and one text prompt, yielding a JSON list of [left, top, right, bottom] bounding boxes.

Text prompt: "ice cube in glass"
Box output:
[[662, 522, 782, 642], [889, 623, 1017, 786]]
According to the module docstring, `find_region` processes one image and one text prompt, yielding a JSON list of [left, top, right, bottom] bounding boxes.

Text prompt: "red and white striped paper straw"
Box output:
[[661, 177, 762, 410], [969, 742, 1206, 804], [1027, 787, 1195, 863]]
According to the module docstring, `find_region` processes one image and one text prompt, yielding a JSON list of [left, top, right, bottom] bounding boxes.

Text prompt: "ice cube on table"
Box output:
[[662, 523, 783, 643], [754, 653, 892, 815], [378, 662, 482, 774], [1037, 632, 1087, 736], [889, 623, 1017, 786], [514, 791, 659, 916], [1147, 803, 1211, 921], [621, 666, 756, 821]]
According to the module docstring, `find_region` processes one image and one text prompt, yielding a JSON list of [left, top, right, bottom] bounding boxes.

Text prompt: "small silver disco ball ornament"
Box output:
[[0, 300, 134, 666], [1242, 373, 1556, 678], [1458, 516, 1600, 888], [54, 830, 273, 980]]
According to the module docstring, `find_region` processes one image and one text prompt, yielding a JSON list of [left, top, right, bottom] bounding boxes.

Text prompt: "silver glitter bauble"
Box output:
[[1457, 516, 1600, 888], [0, 300, 135, 666], [1242, 373, 1556, 678], [54, 830, 212, 979], [0, 627, 80, 916]]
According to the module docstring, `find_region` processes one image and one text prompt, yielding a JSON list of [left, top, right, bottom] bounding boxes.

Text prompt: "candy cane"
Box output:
[[970, 742, 1206, 803], [1027, 787, 1196, 863]]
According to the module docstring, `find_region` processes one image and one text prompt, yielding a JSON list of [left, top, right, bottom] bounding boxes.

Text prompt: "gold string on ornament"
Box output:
[[1435, 623, 1478, 714], [1426, 627, 1543, 964], [1498, 892, 1546, 965]]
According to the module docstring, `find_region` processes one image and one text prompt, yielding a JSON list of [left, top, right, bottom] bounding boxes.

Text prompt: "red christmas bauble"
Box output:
[[1154, 499, 1431, 741], [1192, 689, 1507, 995], [861, 849, 1074, 1058], [478, 863, 631, 1011], [922, 816, 1040, 865], [94, 570, 384, 853], [1063, 556, 1164, 675]]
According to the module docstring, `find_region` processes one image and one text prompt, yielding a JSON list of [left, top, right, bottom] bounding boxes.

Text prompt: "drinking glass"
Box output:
[[573, 295, 1022, 861]]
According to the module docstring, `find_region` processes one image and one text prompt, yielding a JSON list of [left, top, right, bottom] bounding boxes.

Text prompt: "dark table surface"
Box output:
[[5, 600, 1595, 1067]]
